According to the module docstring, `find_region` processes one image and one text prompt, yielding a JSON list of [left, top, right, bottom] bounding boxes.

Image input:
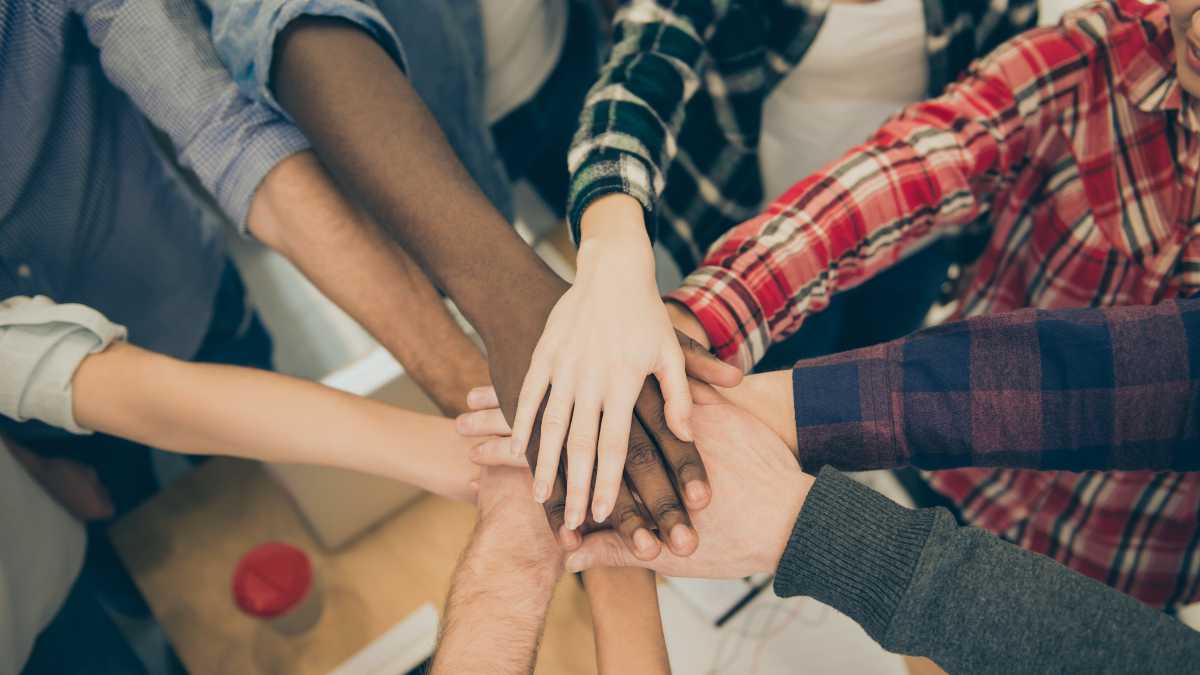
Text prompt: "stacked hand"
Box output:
[[459, 380, 813, 580], [483, 194, 742, 562]]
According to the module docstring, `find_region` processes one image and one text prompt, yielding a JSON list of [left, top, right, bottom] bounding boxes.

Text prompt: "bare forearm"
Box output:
[[432, 531, 558, 674], [72, 343, 478, 500], [249, 151, 489, 415], [584, 568, 671, 675], [271, 18, 564, 349]]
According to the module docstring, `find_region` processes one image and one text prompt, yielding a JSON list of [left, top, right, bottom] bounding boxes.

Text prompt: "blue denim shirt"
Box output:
[[0, 0, 309, 366], [205, 0, 516, 219]]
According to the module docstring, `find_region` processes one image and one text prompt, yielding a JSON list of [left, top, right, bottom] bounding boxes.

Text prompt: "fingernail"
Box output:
[[533, 480, 550, 503], [565, 553, 588, 573], [633, 528, 657, 556], [685, 481, 709, 505], [511, 439, 525, 458], [592, 501, 611, 524], [670, 524, 694, 551], [565, 509, 582, 530]]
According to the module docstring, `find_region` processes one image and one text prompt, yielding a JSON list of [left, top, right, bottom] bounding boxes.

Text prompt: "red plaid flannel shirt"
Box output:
[[667, 0, 1200, 609]]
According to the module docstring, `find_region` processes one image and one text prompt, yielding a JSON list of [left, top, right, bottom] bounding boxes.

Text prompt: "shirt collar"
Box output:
[[1115, 9, 1200, 132]]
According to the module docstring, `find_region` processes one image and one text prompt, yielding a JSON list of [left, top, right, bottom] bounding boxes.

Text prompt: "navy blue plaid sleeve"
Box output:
[[793, 298, 1200, 473]]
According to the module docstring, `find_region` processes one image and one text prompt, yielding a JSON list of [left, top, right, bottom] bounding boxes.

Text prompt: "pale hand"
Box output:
[[459, 383, 811, 579], [566, 383, 810, 578], [474, 462, 564, 577], [509, 193, 739, 531]]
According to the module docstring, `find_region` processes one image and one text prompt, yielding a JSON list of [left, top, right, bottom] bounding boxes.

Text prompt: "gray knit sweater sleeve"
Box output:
[[774, 467, 1200, 673]]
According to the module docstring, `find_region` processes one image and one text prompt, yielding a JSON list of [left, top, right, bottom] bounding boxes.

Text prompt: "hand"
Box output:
[[474, 463, 564, 579], [560, 384, 811, 578], [508, 194, 743, 532], [7, 440, 114, 522], [462, 386, 687, 561]]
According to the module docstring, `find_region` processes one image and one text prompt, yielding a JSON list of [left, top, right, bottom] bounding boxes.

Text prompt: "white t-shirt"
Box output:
[[0, 441, 86, 675], [0, 295, 126, 673], [758, 0, 928, 203], [480, 0, 568, 124]]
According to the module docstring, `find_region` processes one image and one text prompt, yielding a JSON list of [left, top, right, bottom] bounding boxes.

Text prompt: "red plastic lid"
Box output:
[[232, 542, 313, 618]]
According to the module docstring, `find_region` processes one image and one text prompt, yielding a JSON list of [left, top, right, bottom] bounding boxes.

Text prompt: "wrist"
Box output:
[[758, 472, 815, 574], [577, 195, 655, 279]]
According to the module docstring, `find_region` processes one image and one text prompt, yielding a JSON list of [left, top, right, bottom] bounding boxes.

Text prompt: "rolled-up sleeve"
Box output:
[[206, 0, 408, 116], [72, 0, 312, 230], [0, 297, 128, 434]]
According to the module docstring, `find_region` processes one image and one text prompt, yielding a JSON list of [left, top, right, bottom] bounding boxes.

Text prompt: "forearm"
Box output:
[[249, 152, 489, 415], [584, 568, 670, 675], [72, 343, 477, 501], [432, 527, 558, 674], [775, 468, 1200, 673], [271, 18, 564, 349]]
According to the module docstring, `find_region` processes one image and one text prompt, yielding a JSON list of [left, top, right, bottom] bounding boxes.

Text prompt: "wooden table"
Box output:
[[111, 456, 943, 675], [109, 458, 597, 675]]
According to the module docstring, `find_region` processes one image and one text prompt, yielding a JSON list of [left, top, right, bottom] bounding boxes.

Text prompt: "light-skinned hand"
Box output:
[[508, 193, 742, 532], [459, 382, 811, 578]]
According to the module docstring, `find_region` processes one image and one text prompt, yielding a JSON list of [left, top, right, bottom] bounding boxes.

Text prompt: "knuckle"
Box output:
[[615, 505, 644, 532], [651, 495, 683, 522], [624, 438, 660, 470], [672, 455, 703, 477], [640, 400, 669, 431], [599, 537, 627, 564], [566, 433, 596, 458], [545, 499, 567, 522], [540, 409, 568, 429]]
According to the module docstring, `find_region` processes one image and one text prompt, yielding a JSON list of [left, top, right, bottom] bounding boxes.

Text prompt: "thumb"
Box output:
[[466, 386, 500, 411], [564, 530, 649, 573], [677, 330, 743, 388], [468, 437, 529, 468]]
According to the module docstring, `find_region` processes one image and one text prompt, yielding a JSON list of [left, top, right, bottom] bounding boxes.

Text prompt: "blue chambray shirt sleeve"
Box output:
[[71, 0, 311, 231], [205, 0, 408, 117]]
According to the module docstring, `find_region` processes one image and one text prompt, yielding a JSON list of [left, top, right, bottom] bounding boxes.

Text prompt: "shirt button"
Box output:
[[16, 264, 31, 279]]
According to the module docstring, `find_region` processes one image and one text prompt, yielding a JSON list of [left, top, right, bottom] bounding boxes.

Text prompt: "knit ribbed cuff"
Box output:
[[773, 467, 935, 642]]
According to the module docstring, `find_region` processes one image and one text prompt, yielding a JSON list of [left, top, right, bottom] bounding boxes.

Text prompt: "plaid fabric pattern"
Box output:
[[669, 0, 1200, 608], [567, 0, 1038, 272], [792, 298, 1200, 473]]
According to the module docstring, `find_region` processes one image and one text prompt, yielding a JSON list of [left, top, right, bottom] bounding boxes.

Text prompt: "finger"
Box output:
[[637, 378, 711, 514], [564, 531, 653, 573], [509, 348, 554, 462], [611, 481, 661, 561], [591, 384, 638, 523], [624, 414, 697, 557], [541, 460, 579, 550], [469, 438, 529, 468], [654, 339, 693, 442], [677, 330, 742, 388], [455, 408, 512, 438], [466, 386, 500, 411], [533, 382, 574, 503], [563, 394, 602, 531]]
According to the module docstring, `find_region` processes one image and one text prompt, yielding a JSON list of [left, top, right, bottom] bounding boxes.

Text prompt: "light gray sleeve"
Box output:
[[0, 296, 128, 434], [69, 0, 311, 229], [774, 467, 1200, 674]]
